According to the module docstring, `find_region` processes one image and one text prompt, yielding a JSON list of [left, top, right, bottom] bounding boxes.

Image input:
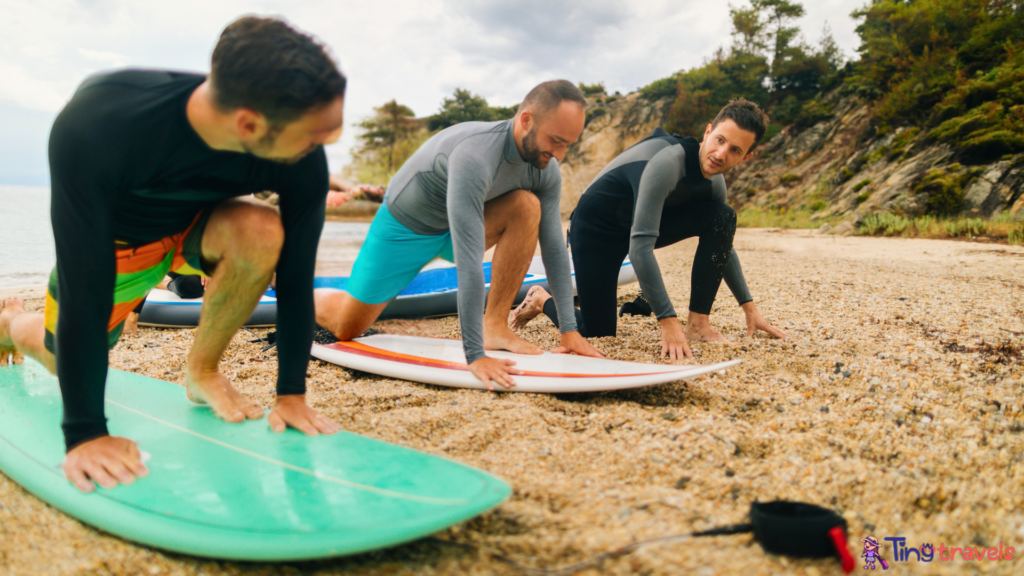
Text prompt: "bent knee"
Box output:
[[711, 202, 737, 233], [222, 201, 285, 252], [509, 189, 541, 219]]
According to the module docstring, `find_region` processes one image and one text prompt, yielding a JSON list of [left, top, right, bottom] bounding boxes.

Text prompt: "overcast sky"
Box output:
[[0, 0, 867, 187]]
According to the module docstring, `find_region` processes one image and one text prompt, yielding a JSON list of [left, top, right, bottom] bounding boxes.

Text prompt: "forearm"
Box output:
[[274, 183, 327, 396], [537, 194, 577, 333], [628, 236, 676, 319], [723, 248, 753, 305]]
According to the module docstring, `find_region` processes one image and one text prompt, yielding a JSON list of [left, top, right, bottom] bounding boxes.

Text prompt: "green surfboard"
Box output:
[[0, 361, 510, 560]]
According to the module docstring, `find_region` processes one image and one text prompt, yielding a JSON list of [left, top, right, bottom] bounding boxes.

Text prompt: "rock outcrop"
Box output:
[[561, 87, 1024, 224], [558, 92, 673, 217]]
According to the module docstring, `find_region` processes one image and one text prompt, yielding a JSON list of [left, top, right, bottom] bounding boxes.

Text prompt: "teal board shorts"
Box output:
[[346, 204, 455, 304]]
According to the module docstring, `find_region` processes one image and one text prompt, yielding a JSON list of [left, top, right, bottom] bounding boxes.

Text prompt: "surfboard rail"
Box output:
[[312, 334, 740, 393]]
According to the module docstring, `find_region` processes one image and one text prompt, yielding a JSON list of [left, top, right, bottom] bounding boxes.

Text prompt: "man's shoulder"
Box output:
[[76, 68, 204, 95], [437, 120, 509, 153]]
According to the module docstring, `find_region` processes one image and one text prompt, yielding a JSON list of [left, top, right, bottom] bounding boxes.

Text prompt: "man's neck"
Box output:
[[185, 81, 244, 152], [697, 141, 711, 179]]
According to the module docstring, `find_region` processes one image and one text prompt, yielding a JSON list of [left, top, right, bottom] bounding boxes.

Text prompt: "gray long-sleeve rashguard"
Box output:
[[385, 119, 577, 363], [583, 130, 752, 319]]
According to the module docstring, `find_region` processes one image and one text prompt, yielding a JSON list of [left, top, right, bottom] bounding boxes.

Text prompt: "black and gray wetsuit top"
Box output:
[[385, 119, 577, 363], [581, 128, 752, 319]]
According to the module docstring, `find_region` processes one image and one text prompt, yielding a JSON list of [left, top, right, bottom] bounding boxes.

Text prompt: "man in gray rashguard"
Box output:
[[315, 80, 603, 389], [510, 99, 788, 360]]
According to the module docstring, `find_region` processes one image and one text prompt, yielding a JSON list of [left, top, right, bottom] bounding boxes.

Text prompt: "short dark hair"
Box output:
[[210, 16, 346, 126], [519, 80, 587, 120], [711, 98, 770, 152]]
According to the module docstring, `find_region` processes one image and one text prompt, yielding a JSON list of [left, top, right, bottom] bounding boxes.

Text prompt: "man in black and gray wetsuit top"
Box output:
[[510, 99, 788, 360], [315, 81, 603, 390]]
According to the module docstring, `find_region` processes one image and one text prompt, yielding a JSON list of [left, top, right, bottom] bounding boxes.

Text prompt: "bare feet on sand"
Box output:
[[0, 297, 25, 366], [185, 369, 264, 423], [508, 286, 550, 330], [684, 323, 736, 345], [484, 323, 543, 355], [123, 311, 140, 336]]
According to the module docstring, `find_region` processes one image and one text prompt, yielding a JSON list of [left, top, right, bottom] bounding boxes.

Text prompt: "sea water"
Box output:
[[0, 185, 53, 289], [0, 185, 372, 289]]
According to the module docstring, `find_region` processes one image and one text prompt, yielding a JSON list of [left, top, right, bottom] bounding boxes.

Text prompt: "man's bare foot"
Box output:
[[685, 324, 736, 345], [0, 297, 25, 365], [123, 311, 140, 336], [185, 369, 265, 423], [484, 324, 543, 355], [508, 286, 550, 330]]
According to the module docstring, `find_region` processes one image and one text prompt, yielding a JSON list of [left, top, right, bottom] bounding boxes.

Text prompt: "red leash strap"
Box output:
[[827, 526, 856, 573]]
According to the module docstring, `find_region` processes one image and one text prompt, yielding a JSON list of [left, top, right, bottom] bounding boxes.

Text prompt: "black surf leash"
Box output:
[[439, 501, 856, 575]]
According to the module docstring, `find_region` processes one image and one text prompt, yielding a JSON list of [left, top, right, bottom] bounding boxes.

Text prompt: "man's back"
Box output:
[[384, 119, 560, 235]]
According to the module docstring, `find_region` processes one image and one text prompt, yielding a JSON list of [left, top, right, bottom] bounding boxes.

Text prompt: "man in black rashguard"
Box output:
[[0, 17, 344, 492]]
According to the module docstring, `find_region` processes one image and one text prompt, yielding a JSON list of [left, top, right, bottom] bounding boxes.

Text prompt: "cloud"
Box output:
[[0, 0, 869, 186], [77, 48, 130, 67], [0, 58, 69, 111]]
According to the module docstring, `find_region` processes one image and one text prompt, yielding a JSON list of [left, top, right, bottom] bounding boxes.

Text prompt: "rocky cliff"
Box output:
[[561, 88, 1024, 228], [558, 92, 673, 217]]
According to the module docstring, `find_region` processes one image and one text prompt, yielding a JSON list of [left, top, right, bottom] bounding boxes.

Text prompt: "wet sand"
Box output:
[[2, 228, 1024, 576]]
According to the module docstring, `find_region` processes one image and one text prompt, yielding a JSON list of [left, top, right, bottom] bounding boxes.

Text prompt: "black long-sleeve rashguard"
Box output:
[[48, 69, 328, 450]]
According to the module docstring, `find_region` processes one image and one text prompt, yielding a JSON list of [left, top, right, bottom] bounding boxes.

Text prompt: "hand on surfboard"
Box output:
[[469, 356, 523, 391], [552, 331, 605, 358], [63, 435, 149, 493], [659, 318, 694, 361], [741, 302, 790, 339], [268, 395, 342, 436]]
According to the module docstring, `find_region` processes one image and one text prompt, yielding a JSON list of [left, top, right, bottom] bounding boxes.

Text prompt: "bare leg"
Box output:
[[185, 198, 282, 423], [314, 289, 389, 340], [481, 190, 543, 355], [123, 311, 140, 336], [1, 297, 55, 372]]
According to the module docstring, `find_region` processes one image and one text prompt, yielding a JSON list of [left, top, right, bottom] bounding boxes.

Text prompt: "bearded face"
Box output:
[[521, 127, 549, 170]]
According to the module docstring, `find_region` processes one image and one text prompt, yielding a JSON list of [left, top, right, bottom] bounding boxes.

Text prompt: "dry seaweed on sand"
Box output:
[[2, 229, 1024, 575]]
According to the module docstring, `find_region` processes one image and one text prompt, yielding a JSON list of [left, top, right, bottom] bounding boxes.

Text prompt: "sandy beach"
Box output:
[[2, 228, 1023, 576]]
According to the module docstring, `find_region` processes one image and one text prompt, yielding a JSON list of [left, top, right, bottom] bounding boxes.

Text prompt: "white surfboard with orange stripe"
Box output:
[[311, 335, 740, 393]]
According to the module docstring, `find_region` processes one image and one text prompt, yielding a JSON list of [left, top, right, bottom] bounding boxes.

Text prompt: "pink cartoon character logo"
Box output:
[[861, 536, 890, 570]]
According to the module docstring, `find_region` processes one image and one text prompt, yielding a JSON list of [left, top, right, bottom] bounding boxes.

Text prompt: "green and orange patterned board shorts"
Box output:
[[43, 210, 213, 353]]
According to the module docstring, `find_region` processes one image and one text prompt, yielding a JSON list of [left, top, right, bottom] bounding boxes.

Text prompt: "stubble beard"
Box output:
[[522, 129, 549, 170]]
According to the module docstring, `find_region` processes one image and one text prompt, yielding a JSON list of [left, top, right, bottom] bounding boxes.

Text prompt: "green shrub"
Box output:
[[859, 213, 911, 236], [853, 179, 872, 192], [794, 97, 834, 128], [856, 192, 871, 204], [944, 218, 988, 238], [888, 127, 921, 159], [1010, 223, 1024, 246], [915, 168, 965, 216], [585, 107, 607, 126], [640, 75, 679, 100], [913, 215, 935, 231], [780, 173, 802, 185], [809, 199, 827, 211], [579, 82, 606, 96]]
